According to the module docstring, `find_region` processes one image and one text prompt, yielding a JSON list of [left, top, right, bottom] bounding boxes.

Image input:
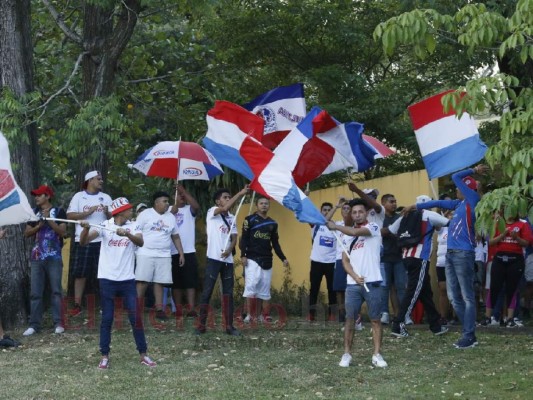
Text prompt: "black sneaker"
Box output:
[[454, 336, 478, 349], [155, 309, 168, 321], [226, 327, 241, 336], [432, 326, 449, 336], [506, 319, 517, 328], [391, 322, 409, 338], [0, 335, 21, 348], [479, 317, 491, 326]]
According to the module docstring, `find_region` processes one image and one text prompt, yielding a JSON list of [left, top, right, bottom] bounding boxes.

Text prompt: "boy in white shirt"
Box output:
[[80, 197, 156, 369]]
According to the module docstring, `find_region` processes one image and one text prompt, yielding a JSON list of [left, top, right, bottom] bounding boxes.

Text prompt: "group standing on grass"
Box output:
[[2, 164, 533, 371]]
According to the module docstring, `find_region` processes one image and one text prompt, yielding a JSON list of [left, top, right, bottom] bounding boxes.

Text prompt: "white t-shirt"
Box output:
[[135, 208, 179, 257], [367, 205, 385, 228], [335, 221, 354, 261], [171, 205, 196, 255], [67, 191, 112, 242], [346, 222, 382, 285], [206, 206, 238, 263], [310, 225, 337, 263], [475, 240, 487, 263], [93, 219, 141, 281]]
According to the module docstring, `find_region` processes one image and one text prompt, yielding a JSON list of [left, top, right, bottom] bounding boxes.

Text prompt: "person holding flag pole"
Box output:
[[327, 198, 387, 368], [195, 185, 249, 336]]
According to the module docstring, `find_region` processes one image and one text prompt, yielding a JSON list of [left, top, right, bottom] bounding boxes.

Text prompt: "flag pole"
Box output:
[[222, 194, 247, 255], [429, 179, 439, 200], [42, 217, 116, 232], [330, 229, 369, 292], [248, 191, 256, 215]]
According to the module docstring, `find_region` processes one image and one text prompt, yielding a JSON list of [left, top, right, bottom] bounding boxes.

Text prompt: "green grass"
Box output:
[[2, 316, 533, 399]]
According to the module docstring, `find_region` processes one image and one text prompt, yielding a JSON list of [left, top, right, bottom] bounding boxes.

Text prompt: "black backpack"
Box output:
[[396, 210, 425, 248]]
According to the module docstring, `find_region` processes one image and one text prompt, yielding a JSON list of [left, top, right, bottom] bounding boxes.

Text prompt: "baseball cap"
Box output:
[[362, 188, 380, 197], [462, 176, 478, 191], [416, 195, 432, 204], [83, 170, 100, 189], [110, 197, 132, 216], [136, 203, 148, 213], [31, 185, 54, 198]]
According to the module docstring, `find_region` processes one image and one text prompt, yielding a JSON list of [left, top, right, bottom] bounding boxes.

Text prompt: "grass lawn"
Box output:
[[1, 314, 532, 400]]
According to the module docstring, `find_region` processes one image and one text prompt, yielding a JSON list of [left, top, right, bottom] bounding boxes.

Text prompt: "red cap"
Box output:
[[31, 185, 54, 198], [110, 197, 133, 216], [462, 176, 478, 191]]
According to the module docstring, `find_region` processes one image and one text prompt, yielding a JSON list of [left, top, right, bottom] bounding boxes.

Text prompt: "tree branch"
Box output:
[[41, 0, 83, 45], [127, 75, 170, 84]]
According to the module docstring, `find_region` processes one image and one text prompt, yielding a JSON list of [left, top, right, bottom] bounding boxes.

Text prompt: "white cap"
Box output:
[[84, 170, 99, 181], [136, 203, 148, 213], [416, 195, 432, 204], [363, 188, 379, 196]]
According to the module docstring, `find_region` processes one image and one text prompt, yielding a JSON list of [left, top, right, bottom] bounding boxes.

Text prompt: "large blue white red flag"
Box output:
[[273, 107, 377, 187], [0, 132, 38, 225], [408, 90, 487, 180], [243, 83, 306, 150], [203, 101, 325, 225]]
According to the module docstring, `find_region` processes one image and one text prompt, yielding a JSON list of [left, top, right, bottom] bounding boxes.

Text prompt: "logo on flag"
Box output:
[[408, 90, 487, 180]]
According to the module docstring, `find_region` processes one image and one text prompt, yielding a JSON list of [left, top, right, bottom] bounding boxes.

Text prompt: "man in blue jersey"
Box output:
[[407, 165, 488, 348]]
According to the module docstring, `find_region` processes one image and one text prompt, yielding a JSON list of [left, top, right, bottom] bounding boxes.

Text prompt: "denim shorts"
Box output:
[[345, 283, 381, 320]]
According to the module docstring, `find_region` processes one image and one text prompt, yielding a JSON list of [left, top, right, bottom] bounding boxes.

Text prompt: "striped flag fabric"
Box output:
[[408, 90, 487, 180], [0, 132, 38, 225], [203, 101, 325, 225], [362, 134, 395, 159], [273, 107, 377, 187], [243, 83, 306, 149]]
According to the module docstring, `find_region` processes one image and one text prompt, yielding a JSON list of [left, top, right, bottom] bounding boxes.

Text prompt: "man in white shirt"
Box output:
[[309, 202, 337, 321], [67, 171, 112, 317], [135, 191, 184, 321], [196, 186, 249, 336], [80, 197, 156, 369], [169, 185, 200, 317], [327, 198, 388, 368]]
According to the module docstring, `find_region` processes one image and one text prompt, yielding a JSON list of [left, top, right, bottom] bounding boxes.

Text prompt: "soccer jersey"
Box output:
[[388, 210, 449, 260], [94, 219, 141, 281], [136, 208, 179, 257], [310, 224, 337, 263], [170, 205, 196, 255], [206, 206, 238, 262], [335, 221, 354, 261], [346, 222, 382, 285], [67, 191, 112, 242], [367, 205, 386, 228]]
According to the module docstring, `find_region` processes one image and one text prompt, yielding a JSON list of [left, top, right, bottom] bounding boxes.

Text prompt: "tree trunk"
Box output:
[[0, 0, 39, 328], [76, 0, 141, 186]]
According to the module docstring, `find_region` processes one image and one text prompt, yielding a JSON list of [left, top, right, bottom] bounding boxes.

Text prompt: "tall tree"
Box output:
[[0, 0, 39, 327]]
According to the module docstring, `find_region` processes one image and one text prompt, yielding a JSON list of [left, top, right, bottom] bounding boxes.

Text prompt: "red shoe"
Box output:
[[68, 305, 82, 317], [140, 355, 157, 367], [98, 357, 109, 369]]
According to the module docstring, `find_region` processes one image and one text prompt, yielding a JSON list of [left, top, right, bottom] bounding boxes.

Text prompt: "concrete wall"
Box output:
[[235, 170, 440, 295]]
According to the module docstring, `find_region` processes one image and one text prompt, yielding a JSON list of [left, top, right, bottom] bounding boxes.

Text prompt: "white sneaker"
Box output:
[[243, 314, 252, 324], [405, 315, 414, 325], [372, 353, 388, 368], [339, 353, 352, 367], [55, 326, 65, 334], [23, 327, 36, 336], [355, 314, 363, 331], [380, 312, 390, 324], [490, 316, 499, 326]]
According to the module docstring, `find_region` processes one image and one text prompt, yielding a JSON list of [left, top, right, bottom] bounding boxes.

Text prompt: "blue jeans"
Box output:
[[99, 279, 147, 356], [29, 258, 63, 330], [446, 250, 476, 339], [380, 260, 407, 314], [198, 258, 235, 331]]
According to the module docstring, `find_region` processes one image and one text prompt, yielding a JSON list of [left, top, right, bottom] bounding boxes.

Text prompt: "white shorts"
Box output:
[[525, 254, 533, 282], [135, 255, 172, 284], [242, 259, 273, 300]]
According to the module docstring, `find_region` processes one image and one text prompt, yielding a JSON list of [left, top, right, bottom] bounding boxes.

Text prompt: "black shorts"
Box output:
[[436, 267, 446, 283], [171, 253, 198, 289], [71, 242, 101, 278]]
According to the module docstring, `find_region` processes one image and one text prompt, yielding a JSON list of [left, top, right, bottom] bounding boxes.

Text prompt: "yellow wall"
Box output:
[[236, 170, 439, 294]]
